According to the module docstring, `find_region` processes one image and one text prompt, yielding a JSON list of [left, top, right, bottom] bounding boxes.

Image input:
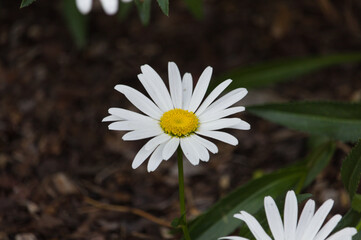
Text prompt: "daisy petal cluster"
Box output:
[[76, 0, 130, 15], [103, 62, 250, 172], [220, 190, 357, 240]]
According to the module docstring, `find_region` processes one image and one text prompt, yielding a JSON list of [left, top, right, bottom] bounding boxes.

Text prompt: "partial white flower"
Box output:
[[103, 62, 250, 172], [75, 0, 120, 15], [220, 190, 357, 240]]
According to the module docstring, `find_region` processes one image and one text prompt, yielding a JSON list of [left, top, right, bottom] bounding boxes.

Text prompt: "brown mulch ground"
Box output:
[[1, 0, 361, 239]]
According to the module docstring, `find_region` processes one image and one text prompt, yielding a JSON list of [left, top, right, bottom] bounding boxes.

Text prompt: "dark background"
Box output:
[[1, 0, 361, 239]]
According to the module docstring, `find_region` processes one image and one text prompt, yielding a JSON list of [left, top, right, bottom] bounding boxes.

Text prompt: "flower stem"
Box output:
[[177, 147, 191, 240]]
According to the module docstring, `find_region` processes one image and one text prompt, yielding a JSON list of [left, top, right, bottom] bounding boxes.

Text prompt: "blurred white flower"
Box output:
[[76, 0, 124, 15], [220, 190, 357, 240], [103, 62, 249, 172]]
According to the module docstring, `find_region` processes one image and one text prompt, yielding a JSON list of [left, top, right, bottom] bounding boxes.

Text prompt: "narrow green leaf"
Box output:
[[118, 1, 133, 21], [156, 0, 169, 16], [211, 53, 361, 90], [334, 209, 361, 233], [188, 166, 306, 240], [62, 0, 88, 48], [238, 193, 312, 238], [352, 194, 361, 213], [303, 141, 336, 187], [184, 0, 203, 19], [20, 0, 36, 8], [353, 231, 361, 240], [134, 0, 151, 25], [248, 101, 361, 142], [342, 140, 361, 199]]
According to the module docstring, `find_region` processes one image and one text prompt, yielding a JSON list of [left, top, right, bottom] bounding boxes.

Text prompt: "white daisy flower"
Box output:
[[220, 190, 357, 240], [76, 0, 122, 15], [103, 62, 250, 172]]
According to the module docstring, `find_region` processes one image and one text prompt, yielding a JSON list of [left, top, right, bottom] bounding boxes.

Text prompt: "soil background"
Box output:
[[1, 0, 361, 239]]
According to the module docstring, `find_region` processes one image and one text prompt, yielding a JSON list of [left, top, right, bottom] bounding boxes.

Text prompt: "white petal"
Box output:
[[314, 215, 342, 240], [180, 138, 199, 165], [138, 74, 169, 112], [188, 66, 213, 112], [195, 79, 232, 116], [300, 199, 334, 240], [122, 128, 162, 141], [132, 139, 158, 169], [284, 191, 298, 240], [147, 143, 166, 172], [192, 135, 218, 154], [218, 237, 249, 240], [99, 0, 118, 15], [182, 73, 193, 110], [228, 120, 251, 130], [325, 227, 357, 240], [168, 62, 183, 109], [108, 107, 153, 121], [115, 85, 163, 119], [235, 211, 272, 240], [141, 64, 173, 111], [102, 115, 122, 122], [296, 200, 315, 240], [188, 136, 209, 162], [264, 196, 284, 240], [108, 119, 158, 131], [199, 118, 241, 131], [162, 138, 179, 160], [199, 106, 245, 123], [201, 88, 247, 116], [197, 130, 238, 146], [76, 0, 92, 14], [145, 133, 171, 150]]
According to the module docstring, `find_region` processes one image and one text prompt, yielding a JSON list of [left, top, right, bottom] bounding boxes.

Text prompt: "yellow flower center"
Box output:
[[160, 109, 199, 138]]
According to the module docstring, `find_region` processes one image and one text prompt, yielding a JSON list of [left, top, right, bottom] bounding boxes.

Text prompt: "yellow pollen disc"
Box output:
[[160, 109, 199, 138]]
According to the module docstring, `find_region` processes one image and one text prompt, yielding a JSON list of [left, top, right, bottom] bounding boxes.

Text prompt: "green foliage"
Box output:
[[188, 139, 335, 240], [62, 0, 87, 48], [20, 0, 36, 8], [352, 194, 361, 213], [156, 0, 169, 16], [211, 53, 361, 90], [342, 140, 361, 201], [188, 166, 306, 240], [238, 193, 312, 238], [302, 140, 336, 187], [248, 102, 361, 142], [118, 1, 133, 21], [334, 209, 361, 233], [134, 0, 151, 25], [354, 231, 361, 240], [184, 0, 203, 19]]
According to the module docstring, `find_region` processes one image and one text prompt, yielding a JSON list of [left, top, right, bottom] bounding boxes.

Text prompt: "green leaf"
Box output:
[[248, 101, 361, 142], [352, 194, 361, 213], [118, 1, 133, 21], [334, 209, 361, 233], [184, 0, 203, 19], [188, 166, 306, 240], [20, 0, 36, 8], [156, 0, 169, 16], [342, 140, 361, 199], [353, 231, 361, 240], [238, 193, 312, 238], [211, 53, 361, 90], [62, 0, 88, 48], [294, 139, 335, 192], [332, 209, 361, 240], [134, 0, 151, 25], [303, 141, 336, 187]]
